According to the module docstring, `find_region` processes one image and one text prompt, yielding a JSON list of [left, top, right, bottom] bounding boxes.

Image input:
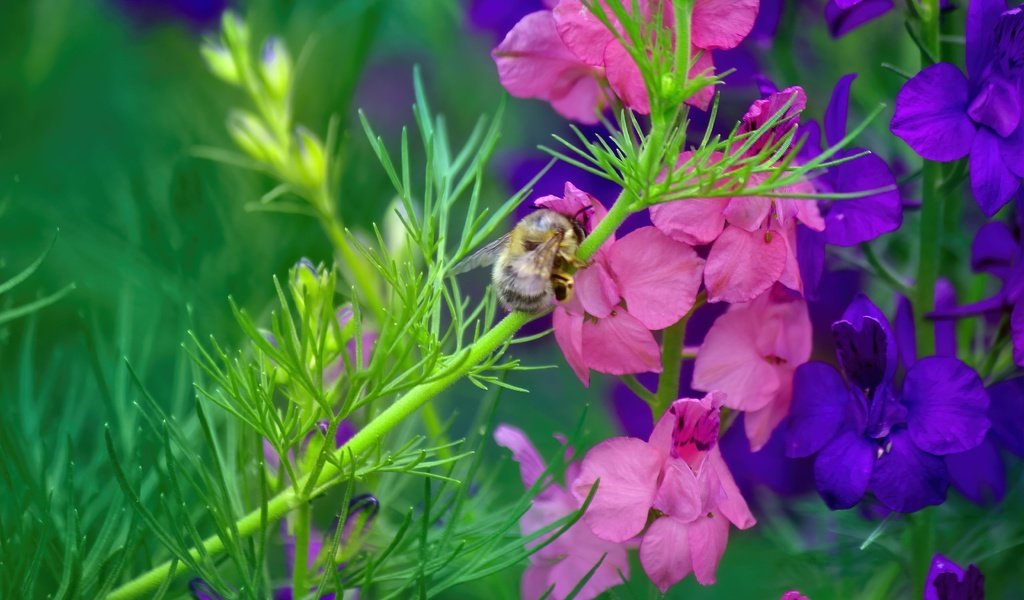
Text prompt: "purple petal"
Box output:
[[903, 357, 989, 455], [933, 279, 958, 357], [838, 294, 898, 383], [924, 554, 966, 600], [966, 0, 1004, 80], [796, 226, 826, 302], [971, 221, 1018, 281], [989, 377, 1024, 456], [1013, 299, 1024, 367], [894, 295, 917, 370], [970, 127, 1020, 217], [967, 76, 1021, 137], [997, 119, 1024, 177], [832, 317, 889, 391], [820, 150, 902, 246], [813, 430, 876, 509], [870, 430, 948, 513], [824, 74, 856, 147], [946, 436, 1006, 504], [891, 63, 974, 162], [787, 363, 850, 458], [825, 0, 894, 38]]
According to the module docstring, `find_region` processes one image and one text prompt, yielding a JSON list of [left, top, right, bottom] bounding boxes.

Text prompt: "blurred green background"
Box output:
[[1, 0, 1020, 598]]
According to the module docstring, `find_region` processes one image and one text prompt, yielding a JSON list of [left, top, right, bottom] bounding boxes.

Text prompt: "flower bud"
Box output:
[[200, 40, 239, 84], [381, 198, 419, 265], [294, 126, 326, 188], [227, 110, 283, 166], [220, 11, 249, 53], [260, 37, 292, 100]]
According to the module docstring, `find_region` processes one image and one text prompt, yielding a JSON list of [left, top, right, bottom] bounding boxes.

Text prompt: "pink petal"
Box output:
[[650, 197, 729, 245], [581, 310, 662, 376], [572, 437, 663, 542], [607, 227, 705, 330], [723, 195, 773, 232], [575, 258, 620, 318], [494, 424, 548, 491], [692, 301, 781, 412], [535, 182, 610, 235], [653, 459, 703, 521], [552, 0, 615, 66], [648, 393, 725, 463], [743, 374, 794, 452], [604, 39, 649, 114], [692, 0, 759, 50], [547, 529, 631, 600], [686, 49, 716, 111], [707, 448, 756, 529], [521, 564, 555, 600], [493, 11, 601, 122], [549, 75, 606, 124], [554, 308, 590, 385], [704, 225, 787, 303], [776, 222, 803, 294], [687, 510, 731, 585], [639, 517, 693, 593]]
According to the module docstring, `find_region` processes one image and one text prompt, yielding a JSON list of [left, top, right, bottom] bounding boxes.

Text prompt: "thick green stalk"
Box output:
[[106, 310, 533, 599], [654, 315, 687, 417], [914, 0, 943, 357], [291, 503, 311, 596], [672, 0, 694, 97]]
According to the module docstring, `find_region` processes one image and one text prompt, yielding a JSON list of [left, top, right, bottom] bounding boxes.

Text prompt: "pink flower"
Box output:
[[692, 285, 812, 451], [494, 425, 630, 600], [571, 393, 756, 593], [781, 591, 810, 600], [548, 187, 704, 385], [650, 87, 825, 303], [493, 0, 760, 121]]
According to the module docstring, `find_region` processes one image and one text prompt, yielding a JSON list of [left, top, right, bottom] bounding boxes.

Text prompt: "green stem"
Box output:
[[621, 375, 657, 408], [106, 310, 534, 600], [672, 0, 694, 98], [914, 0, 943, 356], [318, 203, 388, 327], [291, 502, 311, 596], [653, 315, 688, 418]]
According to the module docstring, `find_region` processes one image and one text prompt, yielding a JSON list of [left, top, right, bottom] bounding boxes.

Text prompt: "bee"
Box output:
[[452, 208, 590, 313]]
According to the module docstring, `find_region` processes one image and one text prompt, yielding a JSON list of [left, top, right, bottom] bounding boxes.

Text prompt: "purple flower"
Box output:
[[925, 553, 985, 600], [796, 74, 902, 299], [946, 377, 1024, 504], [891, 0, 1024, 216], [786, 294, 990, 512], [930, 218, 1024, 366], [825, 0, 895, 38]]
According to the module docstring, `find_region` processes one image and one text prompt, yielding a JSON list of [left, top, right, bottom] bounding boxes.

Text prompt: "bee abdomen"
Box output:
[[497, 287, 551, 313]]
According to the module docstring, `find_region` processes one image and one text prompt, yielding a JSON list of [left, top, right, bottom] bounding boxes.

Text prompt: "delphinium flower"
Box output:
[[780, 591, 810, 600], [651, 86, 825, 303], [786, 294, 990, 512], [693, 285, 812, 450], [571, 393, 756, 592], [548, 186, 705, 385], [930, 218, 1024, 367], [945, 377, 1024, 504], [494, 425, 630, 600], [188, 494, 379, 599], [925, 553, 985, 600], [717, 415, 815, 511], [791, 74, 902, 299], [490, 0, 760, 122], [891, 0, 1024, 216]]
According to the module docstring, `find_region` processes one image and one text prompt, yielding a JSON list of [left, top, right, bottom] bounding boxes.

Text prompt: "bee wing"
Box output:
[[449, 233, 511, 275]]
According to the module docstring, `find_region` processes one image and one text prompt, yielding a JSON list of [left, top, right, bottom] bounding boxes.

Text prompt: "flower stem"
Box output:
[[106, 310, 534, 600], [914, 0, 943, 356], [291, 502, 311, 596], [653, 314, 688, 417], [621, 375, 657, 408], [316, 198, 387, 326]]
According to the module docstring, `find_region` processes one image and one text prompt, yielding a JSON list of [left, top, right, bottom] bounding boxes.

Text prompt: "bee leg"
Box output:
[[551, 273, 574, 304]]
